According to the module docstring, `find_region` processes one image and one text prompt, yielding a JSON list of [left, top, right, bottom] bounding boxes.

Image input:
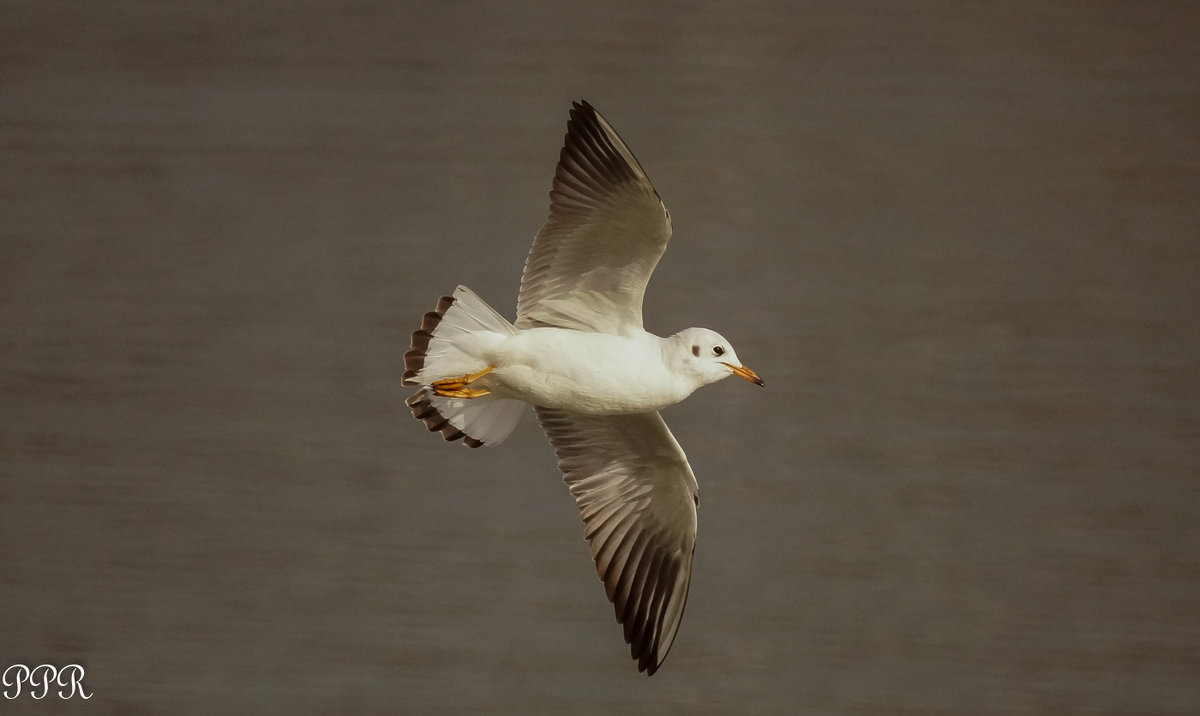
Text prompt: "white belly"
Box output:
[[482, 329, 689, 415]]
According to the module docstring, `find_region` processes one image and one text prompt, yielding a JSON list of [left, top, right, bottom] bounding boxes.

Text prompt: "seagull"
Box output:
[[402, 100, 762, 675]]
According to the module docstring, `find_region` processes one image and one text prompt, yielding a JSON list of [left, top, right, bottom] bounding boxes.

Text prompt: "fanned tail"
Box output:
[[403, 286, 525, 447]]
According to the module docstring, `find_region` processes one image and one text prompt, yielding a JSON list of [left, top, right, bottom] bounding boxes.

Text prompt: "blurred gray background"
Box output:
[[2, 1, 1197, 713]]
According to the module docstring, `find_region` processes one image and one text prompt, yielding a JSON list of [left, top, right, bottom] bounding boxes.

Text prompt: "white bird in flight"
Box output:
[[402, 100, 762, 675]]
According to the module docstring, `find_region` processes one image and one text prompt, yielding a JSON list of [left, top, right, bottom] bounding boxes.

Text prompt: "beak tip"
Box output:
[[729, 364, 764, 387]]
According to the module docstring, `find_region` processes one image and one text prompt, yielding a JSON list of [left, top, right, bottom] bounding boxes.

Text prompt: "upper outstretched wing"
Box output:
[[536, 408, 698, 675], [515, 101, 672, 335]]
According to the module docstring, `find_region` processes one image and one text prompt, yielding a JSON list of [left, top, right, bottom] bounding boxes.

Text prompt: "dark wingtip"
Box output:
[[556, 99, 642, 205]]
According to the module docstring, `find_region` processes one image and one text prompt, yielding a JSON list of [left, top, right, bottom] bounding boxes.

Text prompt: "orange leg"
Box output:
[[431, 366, 494, 399]]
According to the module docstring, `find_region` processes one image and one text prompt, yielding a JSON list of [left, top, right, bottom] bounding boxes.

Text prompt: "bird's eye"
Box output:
[[712, 345, 725, 357], [691, 345, 700, 357]]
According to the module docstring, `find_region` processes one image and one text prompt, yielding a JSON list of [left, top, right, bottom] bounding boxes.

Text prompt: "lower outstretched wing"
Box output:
[[536, 408, 698, 675]]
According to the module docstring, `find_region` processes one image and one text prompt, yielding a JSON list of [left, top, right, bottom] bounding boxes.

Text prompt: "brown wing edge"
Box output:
[[536, 408, 696, 675], [516, 101, 670, 331], [547, 101, 659, 217]]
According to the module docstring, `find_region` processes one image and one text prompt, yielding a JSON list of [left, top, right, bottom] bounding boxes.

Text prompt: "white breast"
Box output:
[[484, 328, 694, 415]]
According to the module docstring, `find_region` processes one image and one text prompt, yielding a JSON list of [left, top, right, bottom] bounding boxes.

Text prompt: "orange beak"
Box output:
[[723, 363, 764, 387]]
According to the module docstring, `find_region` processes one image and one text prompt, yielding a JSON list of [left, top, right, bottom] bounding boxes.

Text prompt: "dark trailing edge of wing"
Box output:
[[549, 101, 656, 215]]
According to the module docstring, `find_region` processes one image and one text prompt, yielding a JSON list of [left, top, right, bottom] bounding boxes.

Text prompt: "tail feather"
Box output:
[[402, 295, 455, 385], [407, 390, 482, 447], [403, 286, 525, 448]]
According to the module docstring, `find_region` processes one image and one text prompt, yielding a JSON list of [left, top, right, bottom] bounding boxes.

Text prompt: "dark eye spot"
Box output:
[[691, 345, 700, 357], [713, 345, 725, 357]]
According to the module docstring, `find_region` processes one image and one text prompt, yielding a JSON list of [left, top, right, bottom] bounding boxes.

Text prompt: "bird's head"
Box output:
[[670, 328, 763, 388]]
